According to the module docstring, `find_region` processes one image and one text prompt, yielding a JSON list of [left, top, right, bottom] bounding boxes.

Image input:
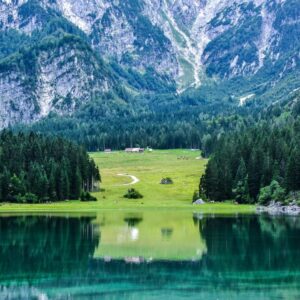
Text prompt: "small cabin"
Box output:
[[125, 148, 144, 153], [104, 149, 112, 153]]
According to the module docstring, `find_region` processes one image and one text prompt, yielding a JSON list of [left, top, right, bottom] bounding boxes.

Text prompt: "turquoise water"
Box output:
[[0, 212, 299, 299]]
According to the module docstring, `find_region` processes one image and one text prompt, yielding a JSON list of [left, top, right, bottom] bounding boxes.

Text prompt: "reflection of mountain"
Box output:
[[93, 211, 207, 261]]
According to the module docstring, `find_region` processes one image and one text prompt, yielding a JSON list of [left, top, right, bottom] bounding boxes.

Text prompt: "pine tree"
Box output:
[[202, 159, 219, 200], [248, 149, 263, 200], [70, 168, 82, 200], [48, 161, 58, 201], [0, 168, 10, 201], [234, 158, 247, 187], [286, 151, 297, 191], [233, 176, 250, 204], [9, 174, 25, 196]]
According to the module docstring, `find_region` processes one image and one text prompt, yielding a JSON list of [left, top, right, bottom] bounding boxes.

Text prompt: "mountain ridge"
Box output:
[[0, 0, 299, 129]]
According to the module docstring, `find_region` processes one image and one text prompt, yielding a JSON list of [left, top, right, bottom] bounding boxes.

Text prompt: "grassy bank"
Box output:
[[0, 150, 255, 213]]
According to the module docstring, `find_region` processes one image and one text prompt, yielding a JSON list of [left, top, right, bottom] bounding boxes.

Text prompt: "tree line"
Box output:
[[0, 131, 100, 203], [20, 89, 254, 151], [200, 117, 300, 204]]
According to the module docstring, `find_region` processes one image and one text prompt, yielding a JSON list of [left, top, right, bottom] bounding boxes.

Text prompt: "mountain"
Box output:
[[0, 0, 299, 130]]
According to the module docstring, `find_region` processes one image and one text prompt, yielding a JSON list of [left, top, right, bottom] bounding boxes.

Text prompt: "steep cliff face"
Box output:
[[44, 0, 299, 89], [0, 35, 111, 127], [0, 0, 299, 128]]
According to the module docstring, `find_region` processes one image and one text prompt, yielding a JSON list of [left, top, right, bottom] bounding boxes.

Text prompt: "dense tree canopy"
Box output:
[[19, 89, 256, 151], [200, 115, 300, 204], [0, 131, 100, 203]]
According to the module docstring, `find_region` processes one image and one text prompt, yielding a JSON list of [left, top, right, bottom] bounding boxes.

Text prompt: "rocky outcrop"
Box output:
[[0, 36, 110, 128], [257, 201, 300, 215]]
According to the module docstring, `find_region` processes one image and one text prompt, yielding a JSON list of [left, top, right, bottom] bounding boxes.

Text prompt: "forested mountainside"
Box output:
[[0, 0, 299, 141], [200, 91, 300, 204], [0, 131, 100, 203]]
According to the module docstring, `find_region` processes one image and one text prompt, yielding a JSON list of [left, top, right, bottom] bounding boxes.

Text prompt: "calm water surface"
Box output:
[[0, 211, 299, 299]]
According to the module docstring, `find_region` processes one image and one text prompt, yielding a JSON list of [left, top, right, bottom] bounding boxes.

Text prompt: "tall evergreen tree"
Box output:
[[0, 132, 99, 203]]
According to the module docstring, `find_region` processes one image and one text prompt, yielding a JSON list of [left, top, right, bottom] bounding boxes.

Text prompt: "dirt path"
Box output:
[[117, 174, 140, 186]]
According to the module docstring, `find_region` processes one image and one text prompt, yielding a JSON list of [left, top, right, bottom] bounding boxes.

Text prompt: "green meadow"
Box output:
[[92, 149, 205, 206], [0, 149, 255, 213]]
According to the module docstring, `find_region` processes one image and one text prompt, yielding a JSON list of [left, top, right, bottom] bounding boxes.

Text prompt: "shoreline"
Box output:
[[257, 201, 300, 216], [0, 202, 255, 214]]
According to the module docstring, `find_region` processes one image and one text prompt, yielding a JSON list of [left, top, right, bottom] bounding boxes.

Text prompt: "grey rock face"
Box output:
[[2, 0, 296, 89], [0, 70, 37, 128], [0, 40, 109, 128]]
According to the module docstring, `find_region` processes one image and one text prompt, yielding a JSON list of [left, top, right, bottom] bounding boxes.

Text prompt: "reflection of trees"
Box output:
[[0, 214, 299, 298], [0, 216, 99, 277], [198, 215, 300, 271], [161, 228, 173, 239], [124, 217, 143, 227]]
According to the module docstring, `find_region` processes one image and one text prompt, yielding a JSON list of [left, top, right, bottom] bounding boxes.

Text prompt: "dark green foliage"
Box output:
[[258, 180, 285, 205], [285, 191, 300, 204], [80, 192, 97, 202], [192, 190, 200, 202], [285, 148, 300, 191], [124, 188, 143, 199], [0, 30, 31, 60], [17, 193, 39, 204], [0, 131, 100, 203], [200, 94, 300, 203], [233, 177, 250, 204], [160, 177, 173, 185], [20, 88, 253, 151]]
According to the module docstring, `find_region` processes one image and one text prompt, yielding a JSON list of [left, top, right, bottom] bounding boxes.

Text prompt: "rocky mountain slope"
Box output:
[[0, 0, 299, 128]]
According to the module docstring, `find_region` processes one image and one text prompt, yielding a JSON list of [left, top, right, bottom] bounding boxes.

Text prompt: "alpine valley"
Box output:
[[1, 2, 300, 299], [0, 0, 299, 149]]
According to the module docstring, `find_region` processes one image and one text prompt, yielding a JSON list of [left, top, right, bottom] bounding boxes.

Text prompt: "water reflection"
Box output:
[[198, 214, 300, 271], [0, 215, 99, 277], [0, 212, 299, 299], [94, 211, 206, 261]]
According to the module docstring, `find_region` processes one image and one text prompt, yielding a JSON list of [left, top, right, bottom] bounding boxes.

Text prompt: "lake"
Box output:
[[0, 211, 299, 299]]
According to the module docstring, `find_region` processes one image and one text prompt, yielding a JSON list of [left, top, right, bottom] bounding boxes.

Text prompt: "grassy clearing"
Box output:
[[92, 149, 205, 206], [0, 149, 255, 214]]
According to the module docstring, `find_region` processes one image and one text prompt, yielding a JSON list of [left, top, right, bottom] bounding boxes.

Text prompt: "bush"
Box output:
[[160, 177, 173, 185], [80, 192, 97, 202], [258, 180, 285, 205], [285, 191, 300, 204], [124, 188, 143, 199], [16, 193, 39, 204]]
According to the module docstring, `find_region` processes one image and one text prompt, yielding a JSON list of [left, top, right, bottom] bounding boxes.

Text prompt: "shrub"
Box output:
[[124, 188, 143, 199], [285, 191, 300, 204], [160, 177, 173, 185], [80, 192, 97, 202], [16, 193, 39, 204], [258, 180, 285, 205]]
